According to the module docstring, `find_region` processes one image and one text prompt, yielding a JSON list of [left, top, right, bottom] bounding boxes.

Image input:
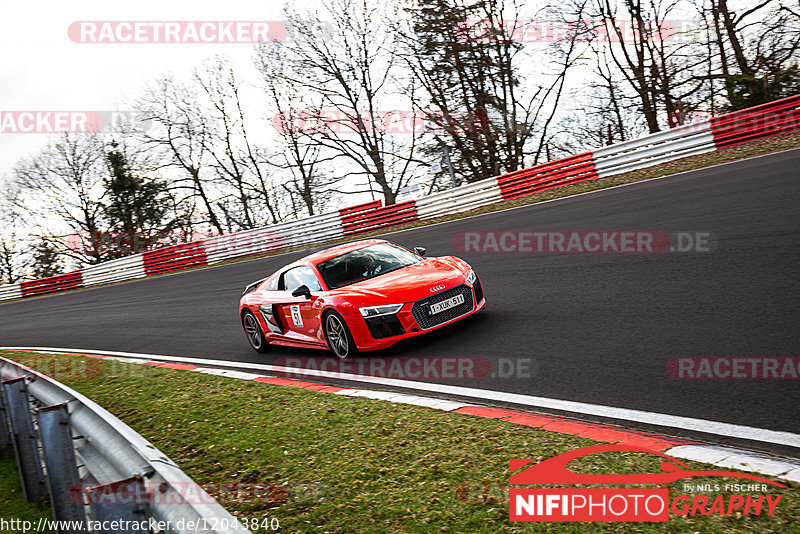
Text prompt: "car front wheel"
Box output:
[[324, 311, 357, 360], [242, 310, 269, 353]]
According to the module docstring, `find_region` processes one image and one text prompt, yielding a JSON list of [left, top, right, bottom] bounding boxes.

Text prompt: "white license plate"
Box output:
[[428, 294, 465, 315]]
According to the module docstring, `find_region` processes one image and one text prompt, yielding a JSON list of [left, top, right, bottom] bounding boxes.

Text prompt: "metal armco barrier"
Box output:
[[0, 356, 249, 534], [593, 121, 715, 178], [3, 376, 48, 501], [496, 152, 598, 200], [37, 403, 88, 533], [81, 255, 146, 288], [88, 477, 148, 534], [0, 282, 22, 301], [0, 381, 11, 450], [340, 200, 419, 236], [0, 94, 798, 302], [143, 241, 208, 276], [19, 270, 84, 298], [711, 95, 800, 148]]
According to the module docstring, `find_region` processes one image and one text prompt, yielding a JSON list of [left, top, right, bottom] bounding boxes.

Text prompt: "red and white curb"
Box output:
[[4, 348, 799, 484]]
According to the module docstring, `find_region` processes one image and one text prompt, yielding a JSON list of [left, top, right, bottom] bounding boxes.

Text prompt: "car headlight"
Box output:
[[466, 270, 476, 285], [359, 304, 404, 317]]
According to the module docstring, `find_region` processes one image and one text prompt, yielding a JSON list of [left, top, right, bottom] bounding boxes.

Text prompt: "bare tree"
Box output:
[[256, 45, 342, 216], [531, 5, 594, 163], [560, 41, 648, 151], [0, 239, 23, 283], [111, 126, 199, 243], [11, 133, 108, 264], [706, 0, 800, 109], [195, 56, 293, 226], [195, 57, 259, 228], [136, 76, 224, 233], [397, 0, 589, 181], [561, 74, 647, 151], [592, 48, 643, 143], [0, 201, 29, 283], [268, 0, 421, 204], [585, 0, 709, 132]]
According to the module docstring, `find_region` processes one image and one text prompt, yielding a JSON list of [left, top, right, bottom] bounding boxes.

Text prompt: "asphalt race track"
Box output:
[[2, 149, 799, 455]]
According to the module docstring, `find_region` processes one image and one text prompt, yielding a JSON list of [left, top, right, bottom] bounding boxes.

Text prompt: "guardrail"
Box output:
[[0, 94, 798, 301], [496, 152, 598, 200], [339, 200, 419, 236], [593, 120, 715, 177], [712, 96, 800, 148], [19, 271, 84, 299], [0, 355, 248, 534]]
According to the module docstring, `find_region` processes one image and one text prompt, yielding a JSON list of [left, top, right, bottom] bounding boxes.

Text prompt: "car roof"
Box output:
[[298, 238, 388, 265]]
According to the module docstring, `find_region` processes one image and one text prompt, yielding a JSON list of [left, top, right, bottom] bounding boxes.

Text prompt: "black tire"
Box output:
[[323, 311, 358, 360], [242, 310, 270, 353]]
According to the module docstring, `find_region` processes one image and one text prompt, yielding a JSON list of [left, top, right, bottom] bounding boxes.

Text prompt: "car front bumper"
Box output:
[[343, 279, 486, 352]]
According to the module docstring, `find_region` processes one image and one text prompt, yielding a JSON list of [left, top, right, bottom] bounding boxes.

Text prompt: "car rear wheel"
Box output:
[[324, 311, 357, 360], [242, 310, 270, 353]]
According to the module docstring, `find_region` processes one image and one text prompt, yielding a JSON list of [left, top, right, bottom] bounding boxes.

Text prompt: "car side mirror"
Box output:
[[414, 247, 427, 257], [292, 285, 312, 299]]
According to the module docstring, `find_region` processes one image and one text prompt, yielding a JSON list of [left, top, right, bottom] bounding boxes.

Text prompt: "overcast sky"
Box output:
[[0, 0, 290, 184]]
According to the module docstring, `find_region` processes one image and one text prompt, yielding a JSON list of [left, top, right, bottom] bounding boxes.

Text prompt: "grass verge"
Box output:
[[0, 453, 51, 533], [1, 351, 798, 533]]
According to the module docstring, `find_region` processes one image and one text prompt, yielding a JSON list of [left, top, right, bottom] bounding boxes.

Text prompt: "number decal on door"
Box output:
[[290, 305, 303, 327]]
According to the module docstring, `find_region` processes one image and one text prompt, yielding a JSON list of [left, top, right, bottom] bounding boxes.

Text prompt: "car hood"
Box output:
[[330, 256, 470, 304]]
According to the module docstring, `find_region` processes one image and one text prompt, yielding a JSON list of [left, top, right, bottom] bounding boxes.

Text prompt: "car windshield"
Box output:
[[316, 243, 422, 289]]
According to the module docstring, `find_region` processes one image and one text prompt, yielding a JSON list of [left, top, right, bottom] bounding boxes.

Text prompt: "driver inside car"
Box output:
[[347, 255, 378, 279]]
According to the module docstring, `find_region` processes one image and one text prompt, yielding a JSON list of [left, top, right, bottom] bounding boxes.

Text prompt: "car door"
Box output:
[[256, 274, 286, 337], [274, 266, 324, 345]]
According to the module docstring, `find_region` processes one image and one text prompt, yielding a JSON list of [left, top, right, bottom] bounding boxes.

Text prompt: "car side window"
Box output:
[[282, 266, 322, 293], [265, 276, 279, 291]]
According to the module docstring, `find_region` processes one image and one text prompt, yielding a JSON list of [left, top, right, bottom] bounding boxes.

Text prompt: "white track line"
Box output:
[[5, 346, 800, 449]]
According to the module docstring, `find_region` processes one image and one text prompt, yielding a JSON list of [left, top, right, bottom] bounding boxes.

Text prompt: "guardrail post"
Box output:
[[37, 403, 88, 532], [86, 477, 150, 534], [2, 377, 48, 501], [0, 379, 12, 452]]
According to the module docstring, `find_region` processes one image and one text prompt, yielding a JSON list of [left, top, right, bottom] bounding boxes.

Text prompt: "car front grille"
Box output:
[[411, 284, 475, 330]]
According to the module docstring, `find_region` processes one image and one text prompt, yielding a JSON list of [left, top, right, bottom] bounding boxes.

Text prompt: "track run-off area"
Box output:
[[2, 149, 798, 457]]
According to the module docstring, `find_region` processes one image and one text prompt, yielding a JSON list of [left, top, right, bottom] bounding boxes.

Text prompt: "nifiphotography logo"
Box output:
[[509, 444, 786, 522]]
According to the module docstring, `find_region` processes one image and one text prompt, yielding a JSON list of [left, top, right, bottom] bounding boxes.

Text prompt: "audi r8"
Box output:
[[239, 239, 485, 358]]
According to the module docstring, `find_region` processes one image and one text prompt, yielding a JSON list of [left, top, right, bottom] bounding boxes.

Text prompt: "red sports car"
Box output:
[[239, 239, 485, 358]]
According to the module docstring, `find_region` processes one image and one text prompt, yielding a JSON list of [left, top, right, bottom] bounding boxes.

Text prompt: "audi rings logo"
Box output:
[[430, 284, 446, 293]]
